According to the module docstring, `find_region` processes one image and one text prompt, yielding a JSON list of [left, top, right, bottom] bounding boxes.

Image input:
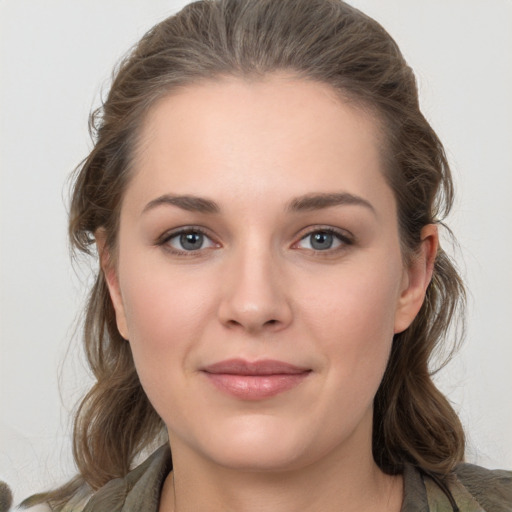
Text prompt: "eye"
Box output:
[[161, 228, 218, 254], [295, 228, 352, 252]]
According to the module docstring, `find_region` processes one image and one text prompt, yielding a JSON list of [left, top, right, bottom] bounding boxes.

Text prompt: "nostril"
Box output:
[[223, 318, 281, 333]]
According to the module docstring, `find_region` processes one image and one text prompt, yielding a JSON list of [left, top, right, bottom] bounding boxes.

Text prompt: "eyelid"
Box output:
[[157, 226, 220, 255], [292, 226, 354, 252], [156, 224, 354, 256]]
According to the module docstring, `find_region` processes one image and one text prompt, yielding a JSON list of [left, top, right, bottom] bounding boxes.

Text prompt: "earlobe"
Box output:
[[394, 224, 438, 334], [95, 229, 129, 340]]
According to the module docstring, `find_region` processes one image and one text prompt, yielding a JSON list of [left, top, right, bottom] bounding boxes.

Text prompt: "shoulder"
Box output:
[[453, 463, 512, 511], [409, 462, 512, 512], [19, 485, 92, 512], [81, 444, 171, 511], [20, 445, 171, 512]]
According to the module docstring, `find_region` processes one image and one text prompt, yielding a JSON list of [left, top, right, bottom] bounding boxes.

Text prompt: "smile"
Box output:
[[201, 359, 312, 400]]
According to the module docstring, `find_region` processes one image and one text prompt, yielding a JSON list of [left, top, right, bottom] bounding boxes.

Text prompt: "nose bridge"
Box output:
[[218, 233, 292, 332]]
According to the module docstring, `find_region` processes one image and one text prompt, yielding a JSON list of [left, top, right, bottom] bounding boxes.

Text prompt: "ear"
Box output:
[[394, 224, 438, 334], [95, 229, 129, 340]]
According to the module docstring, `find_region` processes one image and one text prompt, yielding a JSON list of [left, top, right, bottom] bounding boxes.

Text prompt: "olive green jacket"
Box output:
[[25, 445, 512, 512]]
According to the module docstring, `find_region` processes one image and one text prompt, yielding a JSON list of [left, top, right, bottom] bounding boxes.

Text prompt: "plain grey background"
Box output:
[[1, 0, 511, 505]]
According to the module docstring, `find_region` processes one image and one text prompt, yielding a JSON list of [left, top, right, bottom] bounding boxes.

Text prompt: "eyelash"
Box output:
[[294, 227, 354, 255], [157, 226, 354, 257], [157, 227, 217, 257]]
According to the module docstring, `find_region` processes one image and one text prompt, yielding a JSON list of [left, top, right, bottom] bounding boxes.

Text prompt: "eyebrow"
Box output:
[[142, 192, 375, 215], [143, 194, 220, 214], [286, 192, 375, 215]]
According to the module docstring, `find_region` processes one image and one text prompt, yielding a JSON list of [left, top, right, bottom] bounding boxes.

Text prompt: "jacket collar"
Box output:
[[83, 445, 480, 512]]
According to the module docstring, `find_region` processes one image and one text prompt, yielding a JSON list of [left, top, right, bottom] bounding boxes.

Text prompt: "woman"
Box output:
[[21, 0, 512, 510]]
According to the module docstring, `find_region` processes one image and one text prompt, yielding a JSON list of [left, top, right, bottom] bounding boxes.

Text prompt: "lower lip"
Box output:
[[204, 372, 310, 400]]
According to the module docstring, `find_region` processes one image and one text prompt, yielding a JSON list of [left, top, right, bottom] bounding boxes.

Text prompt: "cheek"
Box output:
[[117, 256, 217, 382], [302, 262, 401, 341], [297, 256, 403, 386]]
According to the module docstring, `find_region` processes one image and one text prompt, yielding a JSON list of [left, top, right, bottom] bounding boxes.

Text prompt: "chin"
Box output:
[[209, 440, 307, 472], [182, 413, 333, 473]]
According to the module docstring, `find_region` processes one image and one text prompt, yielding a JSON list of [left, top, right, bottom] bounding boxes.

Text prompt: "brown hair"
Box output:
[[25, 0, 465, 507]]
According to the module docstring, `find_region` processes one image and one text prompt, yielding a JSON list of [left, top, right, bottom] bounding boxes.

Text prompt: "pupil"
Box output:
[[311, 232, 333, 250], [180, 232, 203, 250]]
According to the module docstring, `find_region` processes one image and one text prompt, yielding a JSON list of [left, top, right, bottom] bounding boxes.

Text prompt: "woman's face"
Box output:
[[104, 75, 433, 472]]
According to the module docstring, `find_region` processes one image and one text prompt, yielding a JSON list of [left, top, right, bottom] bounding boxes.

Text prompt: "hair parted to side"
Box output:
[[24, 0, 465, 508]]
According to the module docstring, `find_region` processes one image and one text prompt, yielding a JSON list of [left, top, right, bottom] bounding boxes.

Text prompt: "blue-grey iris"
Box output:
[[310, 232, 333, 250], [181, 232, 204, 250]]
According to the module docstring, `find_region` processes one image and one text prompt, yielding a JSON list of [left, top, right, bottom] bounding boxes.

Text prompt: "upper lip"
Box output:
[[201, 358, 311, 376]]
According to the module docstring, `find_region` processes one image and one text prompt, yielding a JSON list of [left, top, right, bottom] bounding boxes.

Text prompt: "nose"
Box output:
[[217, 243, 293, 334]]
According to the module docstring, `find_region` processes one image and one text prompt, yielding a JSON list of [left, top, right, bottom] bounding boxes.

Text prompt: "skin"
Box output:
[[99, 74, 437, 512]]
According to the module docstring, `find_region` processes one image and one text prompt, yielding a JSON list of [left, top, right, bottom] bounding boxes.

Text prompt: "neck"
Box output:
[[159, 437, 403, 512]]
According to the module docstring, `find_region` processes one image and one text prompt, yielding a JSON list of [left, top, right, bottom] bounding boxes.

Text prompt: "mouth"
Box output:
[[201, 359, 312, 400]]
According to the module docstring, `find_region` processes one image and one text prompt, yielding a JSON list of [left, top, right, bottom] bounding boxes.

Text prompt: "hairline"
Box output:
[[102, 71, 403, 264]]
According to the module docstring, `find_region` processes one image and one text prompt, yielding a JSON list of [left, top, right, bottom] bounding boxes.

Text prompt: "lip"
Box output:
[[201, 359, 311, 400]]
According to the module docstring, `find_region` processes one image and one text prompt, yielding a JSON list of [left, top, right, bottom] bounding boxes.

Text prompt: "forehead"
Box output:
[[127, 74, 393, 216]]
